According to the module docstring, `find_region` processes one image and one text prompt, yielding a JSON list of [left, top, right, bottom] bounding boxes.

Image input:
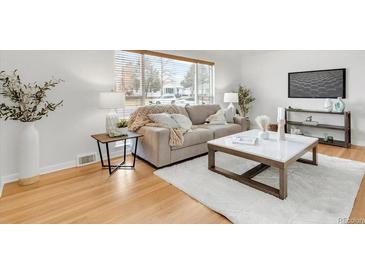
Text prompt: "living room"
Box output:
[[1, 0, 365, 273], [1, 49, 364, 223]]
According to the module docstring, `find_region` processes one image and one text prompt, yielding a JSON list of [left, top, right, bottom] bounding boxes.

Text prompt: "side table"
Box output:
[[91, 132, 143, 175]]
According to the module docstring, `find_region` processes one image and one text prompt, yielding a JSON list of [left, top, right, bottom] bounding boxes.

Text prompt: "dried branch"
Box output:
[[0, 70, 64, 122]]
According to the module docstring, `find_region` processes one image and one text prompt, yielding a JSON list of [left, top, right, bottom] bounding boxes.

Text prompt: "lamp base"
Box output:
[[106, 110, 119, 137], [227, 102, 236, 114]]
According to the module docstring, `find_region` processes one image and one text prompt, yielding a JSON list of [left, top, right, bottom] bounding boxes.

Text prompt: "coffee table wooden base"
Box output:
[[209, 165, 282, 198], [208, 146, 318, 200]]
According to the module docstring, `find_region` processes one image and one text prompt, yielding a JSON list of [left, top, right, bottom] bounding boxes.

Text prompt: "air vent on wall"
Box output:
[[77, 153, 97, 167]]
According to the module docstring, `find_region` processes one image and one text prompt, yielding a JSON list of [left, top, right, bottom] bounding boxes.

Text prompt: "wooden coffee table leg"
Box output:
[[312, 145, 317, 165], [208, 147, 215, 169], [297, 144, 318, 166], [279, 167, 287, 200]]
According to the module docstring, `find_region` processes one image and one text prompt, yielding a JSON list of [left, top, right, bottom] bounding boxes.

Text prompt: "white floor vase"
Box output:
[[18, 122, 40, 185]]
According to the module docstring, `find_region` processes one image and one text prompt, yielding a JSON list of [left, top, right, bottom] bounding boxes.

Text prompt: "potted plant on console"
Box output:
[[0, 70, 63, 185]]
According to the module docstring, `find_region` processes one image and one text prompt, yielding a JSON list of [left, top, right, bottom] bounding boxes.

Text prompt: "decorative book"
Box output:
[[232, 136, 258, 145]]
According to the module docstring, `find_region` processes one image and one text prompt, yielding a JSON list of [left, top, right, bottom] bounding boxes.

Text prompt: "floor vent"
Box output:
[[77, 153, 97, 167]]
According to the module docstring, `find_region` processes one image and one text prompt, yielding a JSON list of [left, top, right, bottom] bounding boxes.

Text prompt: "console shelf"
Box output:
[[285, 108, 344, 115], [285, 108, 351, 148], [286, 121, 345, 131], [318, 138, 346, 147]]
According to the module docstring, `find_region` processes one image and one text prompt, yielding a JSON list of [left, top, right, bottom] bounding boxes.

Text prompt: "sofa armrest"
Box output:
[[134, 126, 171, 167], [233, 116, 250, 131]]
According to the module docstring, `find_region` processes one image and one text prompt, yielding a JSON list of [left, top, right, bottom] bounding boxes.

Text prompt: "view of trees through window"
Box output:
[[115, 51, 214, 112]]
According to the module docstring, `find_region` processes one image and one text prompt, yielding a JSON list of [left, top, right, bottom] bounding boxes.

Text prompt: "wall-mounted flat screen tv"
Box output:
[[288, 68, 346, 98]]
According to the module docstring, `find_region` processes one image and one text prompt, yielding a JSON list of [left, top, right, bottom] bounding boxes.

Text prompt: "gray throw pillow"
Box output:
[[171, 114, 192, 131], [224, 105, 235, 123], [206, 109, 227, 125], [148, 113, 179, 128]]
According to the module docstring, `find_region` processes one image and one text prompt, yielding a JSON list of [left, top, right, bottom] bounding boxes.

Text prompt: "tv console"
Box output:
[[285, 108, 351, 148]]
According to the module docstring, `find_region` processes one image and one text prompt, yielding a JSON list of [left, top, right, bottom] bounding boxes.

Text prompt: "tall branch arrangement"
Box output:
[[237, 85, 255, 117], [0, 70, 63, 122]]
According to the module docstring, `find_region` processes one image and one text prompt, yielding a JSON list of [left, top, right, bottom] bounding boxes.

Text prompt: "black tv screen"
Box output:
[[288, 68, 346, 98]]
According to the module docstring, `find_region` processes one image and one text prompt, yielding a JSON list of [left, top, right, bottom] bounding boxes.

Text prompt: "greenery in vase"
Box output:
[[117, 119, 128, 128], [0, 70, 64, 122], [237, 85, 255, 117]]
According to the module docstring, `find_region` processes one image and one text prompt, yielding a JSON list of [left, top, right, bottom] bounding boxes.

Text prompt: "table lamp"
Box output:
[[100, 92, 125, 136], [224, 92, 239, 112]]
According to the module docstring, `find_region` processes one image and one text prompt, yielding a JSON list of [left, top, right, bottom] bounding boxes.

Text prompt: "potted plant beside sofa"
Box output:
[[237, 85, 255, 129]]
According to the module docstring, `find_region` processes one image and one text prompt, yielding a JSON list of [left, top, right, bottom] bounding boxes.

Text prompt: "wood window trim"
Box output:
[[125, 50, 215, 66]]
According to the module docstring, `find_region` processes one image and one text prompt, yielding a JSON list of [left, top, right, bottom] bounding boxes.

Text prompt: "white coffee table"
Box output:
[[207, 129, 319, 200]]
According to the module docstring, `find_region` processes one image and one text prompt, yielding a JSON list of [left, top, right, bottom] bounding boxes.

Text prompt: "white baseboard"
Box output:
[[40, 160, 76, 175], [1, 148, 132, 185], [1, 173, 19, 184]]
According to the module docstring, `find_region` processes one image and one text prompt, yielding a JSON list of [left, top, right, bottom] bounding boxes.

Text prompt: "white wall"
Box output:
[[0, 50, 114, 179], [0, 50, 242, 181], [241, 50, 365, 146]]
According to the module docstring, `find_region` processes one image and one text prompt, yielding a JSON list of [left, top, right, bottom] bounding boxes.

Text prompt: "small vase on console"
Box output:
[[333, 97, 345, 113], [324, 98, 333, 112]]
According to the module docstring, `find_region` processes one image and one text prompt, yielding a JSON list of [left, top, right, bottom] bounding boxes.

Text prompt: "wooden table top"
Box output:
[[91, 132, 143, 143]]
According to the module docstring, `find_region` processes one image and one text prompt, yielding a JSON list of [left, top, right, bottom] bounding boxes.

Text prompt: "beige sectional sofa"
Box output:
[[133, 104, 249, 168]]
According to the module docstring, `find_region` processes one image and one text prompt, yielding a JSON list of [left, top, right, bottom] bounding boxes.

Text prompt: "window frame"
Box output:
[[115, 50, 215, 108], [125, 50, 215, 66]]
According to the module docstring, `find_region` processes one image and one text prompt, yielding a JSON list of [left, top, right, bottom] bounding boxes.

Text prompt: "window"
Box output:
[[115, 50, 215, 114]]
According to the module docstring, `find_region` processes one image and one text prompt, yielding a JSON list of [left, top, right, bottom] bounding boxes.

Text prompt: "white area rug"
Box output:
[[154, 153, 365, 223]]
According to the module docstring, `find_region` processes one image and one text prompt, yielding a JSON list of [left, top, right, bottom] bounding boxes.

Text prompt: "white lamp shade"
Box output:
[[100, 92, 125, 109], [224, 93, 239, 103]]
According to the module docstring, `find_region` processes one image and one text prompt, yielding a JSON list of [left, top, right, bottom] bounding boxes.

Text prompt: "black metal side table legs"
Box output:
[[96, 138, 139, 175]]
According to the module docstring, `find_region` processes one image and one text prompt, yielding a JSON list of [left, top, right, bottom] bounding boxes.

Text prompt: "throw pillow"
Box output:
[[206, 109, 227, 125], [148, 113, 179, 128], [171, 114, 192, 132], [224, 105, 235, 123]]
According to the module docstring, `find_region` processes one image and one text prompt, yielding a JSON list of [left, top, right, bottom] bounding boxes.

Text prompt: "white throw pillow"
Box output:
[[224, 105, 235, 123], [148, 113, 179, 128], [206, 109, 227, 125], [171, 114, 192, 131]]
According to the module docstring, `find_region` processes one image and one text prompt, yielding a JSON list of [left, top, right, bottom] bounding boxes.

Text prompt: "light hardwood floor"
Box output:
[[1, 144, 364, 224]]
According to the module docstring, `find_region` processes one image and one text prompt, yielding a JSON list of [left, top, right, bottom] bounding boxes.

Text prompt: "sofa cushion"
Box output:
[[171, 128, 213, 150], [171, 143, 208, 163], [205, 123, 242, 139], [176, 106, 189, 117], [185, 104, 221, 125]]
